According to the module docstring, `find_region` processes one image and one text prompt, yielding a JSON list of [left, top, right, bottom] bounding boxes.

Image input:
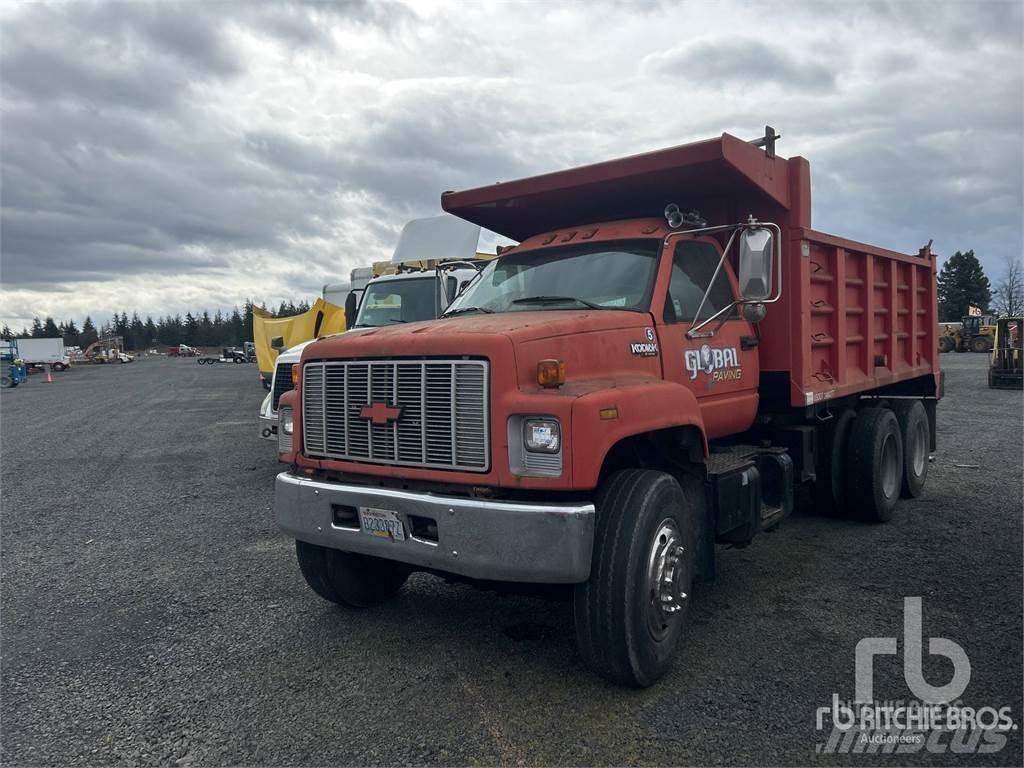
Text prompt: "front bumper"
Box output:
[[274, 472, 595, 583], [259, 413, 278, 441], [258, 392, 277, 441]]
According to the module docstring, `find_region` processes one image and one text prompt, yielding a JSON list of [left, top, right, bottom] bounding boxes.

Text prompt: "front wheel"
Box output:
[[574, 469, 703, 687], [295, 541, 411, 608], [938, 336, 953, 353], [971, 336, 991, 353]]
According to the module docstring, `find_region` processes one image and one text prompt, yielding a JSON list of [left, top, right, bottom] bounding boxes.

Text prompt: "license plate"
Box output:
[[358, 507, 405, 541]]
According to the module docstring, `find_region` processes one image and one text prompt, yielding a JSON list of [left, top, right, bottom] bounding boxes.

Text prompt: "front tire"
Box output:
[[847, 408, 903, 523], [938, 336, 953, 353], [971, 336, 991, 353], [574, 469, 703, 687], [295, 541, 411, 608]]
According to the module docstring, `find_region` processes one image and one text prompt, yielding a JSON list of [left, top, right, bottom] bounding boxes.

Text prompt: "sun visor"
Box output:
[[392, 215, 482, 265]]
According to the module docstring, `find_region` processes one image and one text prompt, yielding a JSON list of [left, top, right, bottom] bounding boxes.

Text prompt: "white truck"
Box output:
[[259, 214, 490, 441], [259, 262, 482, 441], [14, 338, 70, 371]]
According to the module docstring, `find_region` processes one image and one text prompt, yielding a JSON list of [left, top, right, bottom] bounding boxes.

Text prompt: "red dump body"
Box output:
[[443, 133, 940, 408]]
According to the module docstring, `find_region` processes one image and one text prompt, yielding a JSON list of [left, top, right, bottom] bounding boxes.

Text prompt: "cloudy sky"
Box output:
[[1, 0, 1021, 329]]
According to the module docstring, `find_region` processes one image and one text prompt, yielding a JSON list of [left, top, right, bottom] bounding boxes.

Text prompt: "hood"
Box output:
[[327, 309, 648, 346], [277, 338, 317, 363], [303, 309, 662, 389]]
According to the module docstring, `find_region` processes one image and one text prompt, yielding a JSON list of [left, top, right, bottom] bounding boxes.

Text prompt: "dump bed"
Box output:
[[765, 230, 939, 408], [443, 132, 940, 408]]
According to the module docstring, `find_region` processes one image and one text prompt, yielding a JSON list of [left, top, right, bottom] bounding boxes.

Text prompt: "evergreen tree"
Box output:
[[129, 312, 146, 350], [63, 319, 80, 346], [80, 317, 98, 348], [198, 311, 214, 346], [242, 301, 255, 342], [42, 317, 61, 337], [938, 250, 992, 321], [144, 317, 158, 347], [229, 307, 244, 346], [183, 312, 198, 346], [113, 312, 129, 341], [30, 317, 44, 337], [1, 324, 13, 339]]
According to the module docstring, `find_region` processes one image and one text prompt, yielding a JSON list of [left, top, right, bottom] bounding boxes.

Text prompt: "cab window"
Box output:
[[664, 240, 737, 323]]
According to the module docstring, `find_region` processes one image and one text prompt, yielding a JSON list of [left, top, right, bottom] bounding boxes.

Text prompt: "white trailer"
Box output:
[[14, 338, 69, 370]]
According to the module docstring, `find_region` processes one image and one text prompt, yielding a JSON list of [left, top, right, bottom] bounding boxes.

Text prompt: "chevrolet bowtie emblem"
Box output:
[[359, 402, 402, 425]]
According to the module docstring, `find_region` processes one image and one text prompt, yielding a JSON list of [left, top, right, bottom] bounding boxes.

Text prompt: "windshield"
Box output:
[[353, 277, 437, 328], [445, 240, 660, 315]]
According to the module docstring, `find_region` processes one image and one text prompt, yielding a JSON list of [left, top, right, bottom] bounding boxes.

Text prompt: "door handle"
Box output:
[[740, 335, 759, 350]]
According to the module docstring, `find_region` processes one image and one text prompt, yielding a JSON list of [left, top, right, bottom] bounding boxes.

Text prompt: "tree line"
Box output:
[[0, 300, 313, 351]]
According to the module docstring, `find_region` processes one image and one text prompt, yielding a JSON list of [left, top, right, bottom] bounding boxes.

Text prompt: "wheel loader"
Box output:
[[938, 313, 996, 353]]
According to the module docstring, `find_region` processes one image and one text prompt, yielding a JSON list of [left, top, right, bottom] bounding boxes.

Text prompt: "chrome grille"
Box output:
[[302, 359, 489, 472]]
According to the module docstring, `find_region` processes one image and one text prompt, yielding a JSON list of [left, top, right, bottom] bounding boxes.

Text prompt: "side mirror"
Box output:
[[271, 336, 285, 350], [738, 228, 773, 301], [344, 291, 360, 327]]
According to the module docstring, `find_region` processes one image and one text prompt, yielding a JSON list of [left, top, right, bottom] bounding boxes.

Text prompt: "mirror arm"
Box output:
[[688, 228, 739, 337], [687, 300, 739, 339]]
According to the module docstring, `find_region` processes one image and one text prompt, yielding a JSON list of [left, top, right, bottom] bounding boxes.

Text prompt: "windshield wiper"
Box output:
[[353, 320, 409, 328], [442, 306, 494, 317], [511, 295, 606, 310]]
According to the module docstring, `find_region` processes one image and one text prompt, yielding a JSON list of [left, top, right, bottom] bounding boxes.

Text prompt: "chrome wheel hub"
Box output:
[[646, 519, 687, 639]]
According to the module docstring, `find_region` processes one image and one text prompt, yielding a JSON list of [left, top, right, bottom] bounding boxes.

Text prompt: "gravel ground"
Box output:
[[1, 354, 1021, 767]]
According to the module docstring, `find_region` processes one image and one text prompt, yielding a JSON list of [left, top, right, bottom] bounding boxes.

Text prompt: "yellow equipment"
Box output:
[[989, 316, 1023, 389], [252, 298, 346, 377], [937, 314, 996, 353]]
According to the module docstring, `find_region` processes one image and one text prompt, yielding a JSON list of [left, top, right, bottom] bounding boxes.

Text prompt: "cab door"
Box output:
[[654, 235, 760, 439]]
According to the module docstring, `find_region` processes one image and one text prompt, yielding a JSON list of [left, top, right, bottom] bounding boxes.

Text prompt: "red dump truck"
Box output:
[[274, 130, 941, 686]]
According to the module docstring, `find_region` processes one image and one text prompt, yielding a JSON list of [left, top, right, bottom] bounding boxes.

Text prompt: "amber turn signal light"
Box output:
[[537, 359, 566, 388], [291, 364, 301, 386]]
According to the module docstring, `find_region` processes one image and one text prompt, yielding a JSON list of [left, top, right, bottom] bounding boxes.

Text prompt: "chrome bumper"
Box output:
[[274, 472, 595, 583]]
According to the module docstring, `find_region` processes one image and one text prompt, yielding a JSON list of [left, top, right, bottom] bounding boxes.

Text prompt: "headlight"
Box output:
[[279, 407, 294, 453], [523, 418, 560, 453]]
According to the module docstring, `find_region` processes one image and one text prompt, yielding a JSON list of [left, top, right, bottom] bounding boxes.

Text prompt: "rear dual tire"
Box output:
[[814, 408, 857, 516], [892, 400, 929, 498], [816, 401, 928, 521], [847, 408, 903, 522]]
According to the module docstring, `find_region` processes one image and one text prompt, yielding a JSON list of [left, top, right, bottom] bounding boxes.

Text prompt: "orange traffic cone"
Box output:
[[44, 364, 53, 383]]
